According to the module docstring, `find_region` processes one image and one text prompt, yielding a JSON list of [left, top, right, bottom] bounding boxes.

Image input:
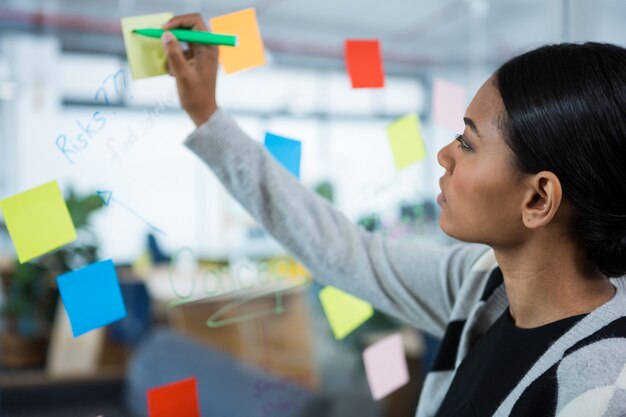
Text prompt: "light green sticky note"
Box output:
[[319, 286, 374, 340], [121, 12, 174, 80], [0, 181, 77, 263], [386, 114, 427, 171]]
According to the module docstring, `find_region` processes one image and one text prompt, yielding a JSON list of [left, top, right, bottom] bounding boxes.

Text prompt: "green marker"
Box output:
[[132, 28, 238, 47]]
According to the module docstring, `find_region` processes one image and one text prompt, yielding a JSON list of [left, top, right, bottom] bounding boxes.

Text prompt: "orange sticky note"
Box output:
[[345, 40, 385, 88], [209, 8, 266, 74], [147, 377, 201, 417]]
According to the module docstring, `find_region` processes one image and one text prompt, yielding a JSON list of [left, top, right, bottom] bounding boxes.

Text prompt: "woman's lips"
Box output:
[[438, 178, 447, 204]]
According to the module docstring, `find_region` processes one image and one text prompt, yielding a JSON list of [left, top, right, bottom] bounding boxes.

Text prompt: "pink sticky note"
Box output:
[[432, 79, 467, 132], [345, 40, 385, 88], [363, 333, 409, 400]]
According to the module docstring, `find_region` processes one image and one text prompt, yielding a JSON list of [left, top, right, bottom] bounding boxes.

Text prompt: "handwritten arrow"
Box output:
[[96, 190, 166, 236]]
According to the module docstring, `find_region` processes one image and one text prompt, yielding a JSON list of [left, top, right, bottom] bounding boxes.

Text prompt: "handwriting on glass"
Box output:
[[255, 378, 303, 417], [168, 247, 307, 328], [55, 70, 126, 164], [56, 69, 176, 164]]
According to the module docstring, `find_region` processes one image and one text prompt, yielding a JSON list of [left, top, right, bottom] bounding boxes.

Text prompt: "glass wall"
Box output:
[[0, 1, 625, 416]]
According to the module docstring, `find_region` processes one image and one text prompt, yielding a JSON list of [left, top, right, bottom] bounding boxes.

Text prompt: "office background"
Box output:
[[0, 0, 625, 416]]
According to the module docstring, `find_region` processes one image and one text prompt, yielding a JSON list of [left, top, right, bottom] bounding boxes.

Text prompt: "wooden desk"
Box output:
[[166, 280, 319, 390]]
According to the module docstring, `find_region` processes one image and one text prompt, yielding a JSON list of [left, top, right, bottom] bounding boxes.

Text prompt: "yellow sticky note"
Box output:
[[319, 286, 374, 340], [209, 8, 266, 74], [121, 12, 174, 80], [0, 181, 77, 263], [386, 114, 427, 171]]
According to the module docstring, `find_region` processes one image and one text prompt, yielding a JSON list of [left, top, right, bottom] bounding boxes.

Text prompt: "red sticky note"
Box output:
[[147, 377, 201, 417], [345, 40, 385, 88]]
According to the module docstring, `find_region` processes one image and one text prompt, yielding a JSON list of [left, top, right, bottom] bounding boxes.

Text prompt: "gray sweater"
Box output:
[[185, 108, 626, 417]]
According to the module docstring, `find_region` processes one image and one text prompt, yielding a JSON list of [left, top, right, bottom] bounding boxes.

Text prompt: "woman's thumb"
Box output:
[[161, 32, 187, 76]]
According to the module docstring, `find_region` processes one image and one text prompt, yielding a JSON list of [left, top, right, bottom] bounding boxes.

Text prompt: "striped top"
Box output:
[[184, 109, 626, 417], [435, 290, 587, 416]]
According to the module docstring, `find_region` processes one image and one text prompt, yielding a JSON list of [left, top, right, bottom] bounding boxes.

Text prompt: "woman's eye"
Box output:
[[455, 134, 472, 152]]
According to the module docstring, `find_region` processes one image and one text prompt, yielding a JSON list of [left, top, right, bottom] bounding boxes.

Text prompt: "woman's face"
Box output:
[[436, 78, 529, 247]]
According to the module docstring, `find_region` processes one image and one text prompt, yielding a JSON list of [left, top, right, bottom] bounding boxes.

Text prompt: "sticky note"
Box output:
[[264, 133, 301, 179], [386, 114, 426, 171], [0, 181, 77, 263], [319, 286, 373, 340], [57, 260, 127, 337], [363, 332, 410, 400], [345, 40, 385, 88], [121, 12, 174, 80], [147, 377, 201, 417], [432, 79, 467, 132], [209, 8, 266, 74]]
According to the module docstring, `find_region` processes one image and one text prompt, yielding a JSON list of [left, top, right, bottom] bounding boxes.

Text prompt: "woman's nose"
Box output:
[[437, 142, 453, 173]]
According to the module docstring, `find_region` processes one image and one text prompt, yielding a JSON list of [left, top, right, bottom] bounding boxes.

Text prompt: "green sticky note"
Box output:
[[319, 286, 374, 340], [121, 12, 174, 80], [0, 181, 77, 263], [386, 114, 427, 171]]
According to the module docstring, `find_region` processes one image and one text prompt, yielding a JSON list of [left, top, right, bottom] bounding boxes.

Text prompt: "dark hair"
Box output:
[[494, 42, 626, 278]]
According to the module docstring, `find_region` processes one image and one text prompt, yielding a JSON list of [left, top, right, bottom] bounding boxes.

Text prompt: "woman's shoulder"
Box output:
[[559, 328, 626, 373], [558, 281, 626, 375], [555, 321, 626, 417]]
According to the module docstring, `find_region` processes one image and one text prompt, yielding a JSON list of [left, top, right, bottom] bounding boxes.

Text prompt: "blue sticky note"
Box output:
[[264, 133, 301, 179], [57, 259, 127, 337]]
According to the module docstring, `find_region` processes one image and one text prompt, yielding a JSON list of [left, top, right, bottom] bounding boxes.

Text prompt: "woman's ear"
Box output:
[[521, 171, 562, 229]]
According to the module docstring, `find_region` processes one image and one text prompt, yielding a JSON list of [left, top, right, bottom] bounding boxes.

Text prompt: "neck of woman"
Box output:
[[494, 238, 616, 329]]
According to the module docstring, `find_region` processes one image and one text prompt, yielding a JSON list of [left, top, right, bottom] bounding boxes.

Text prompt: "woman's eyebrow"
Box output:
[[463, 117, 481, 138]]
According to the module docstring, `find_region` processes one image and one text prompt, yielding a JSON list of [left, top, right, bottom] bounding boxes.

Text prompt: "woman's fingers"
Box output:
[[162, 13, 207, 31], [162, 13, 211, 62], [161, 32, 189, 78], [160, 13, 219, 126]]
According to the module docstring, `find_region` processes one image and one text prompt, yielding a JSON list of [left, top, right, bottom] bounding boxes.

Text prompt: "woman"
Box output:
[[160, 13, 626, 417]]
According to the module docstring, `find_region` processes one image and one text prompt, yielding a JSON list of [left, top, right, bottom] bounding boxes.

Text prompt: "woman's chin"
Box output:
[[438, 216, 452, 236], [438, 216, 463, 241]]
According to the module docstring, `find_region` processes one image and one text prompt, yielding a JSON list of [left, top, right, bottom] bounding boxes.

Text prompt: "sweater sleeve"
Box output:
[[184, 108, 491, 338]]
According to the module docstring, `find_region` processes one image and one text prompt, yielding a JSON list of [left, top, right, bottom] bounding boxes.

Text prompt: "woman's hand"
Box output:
[[161, 13, 218, 127]]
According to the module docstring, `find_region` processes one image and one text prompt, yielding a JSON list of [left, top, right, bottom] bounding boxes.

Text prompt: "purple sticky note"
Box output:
[[363, 332, 409, 400], [432, 79, 467, 133]]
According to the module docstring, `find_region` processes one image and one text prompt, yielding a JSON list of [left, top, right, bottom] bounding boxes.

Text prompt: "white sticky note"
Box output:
[[363, 332, 409, 400]]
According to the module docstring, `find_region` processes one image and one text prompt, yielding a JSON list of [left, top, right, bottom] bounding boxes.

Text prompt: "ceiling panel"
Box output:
[[1, 0, 625, 74], [260, 0, 454, 38]]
